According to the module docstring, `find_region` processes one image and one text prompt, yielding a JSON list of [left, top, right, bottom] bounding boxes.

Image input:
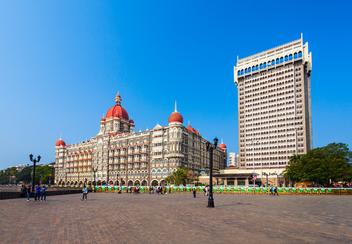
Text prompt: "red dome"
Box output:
[[219, 143, 227, 150], [106, 105, 129, 120], [105, 92, 130, 120], [168, 112, 183, 124], [56, 139, 66, 147]]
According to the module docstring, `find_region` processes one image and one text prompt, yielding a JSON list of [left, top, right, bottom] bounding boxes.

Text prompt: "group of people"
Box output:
[[269, 186, 279, 196], [21, 184, 47, 201], [149, 186, 167, 194]]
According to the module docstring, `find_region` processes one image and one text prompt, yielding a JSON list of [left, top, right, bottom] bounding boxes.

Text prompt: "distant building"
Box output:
[[55, 92, 227, 187], [234, 35, 312, 178], [228, 152, 237, 168]]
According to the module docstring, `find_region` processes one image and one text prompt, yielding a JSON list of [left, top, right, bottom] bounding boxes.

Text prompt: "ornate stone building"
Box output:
[[55, 92, 227, 186]]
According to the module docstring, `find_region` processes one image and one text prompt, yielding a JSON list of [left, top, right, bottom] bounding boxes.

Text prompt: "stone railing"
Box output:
[[92, 185, 352, 195]]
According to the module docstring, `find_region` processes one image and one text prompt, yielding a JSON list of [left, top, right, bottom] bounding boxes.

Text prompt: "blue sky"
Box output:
[[0, 1, 351, 169]]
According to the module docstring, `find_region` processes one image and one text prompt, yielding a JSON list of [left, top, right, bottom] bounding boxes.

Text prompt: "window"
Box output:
[[289, 54, 293, 60], [263, 62, 267, 68], [284, 55, 288, 61], [298, 51, 302, 58], [280, 57, 284, 63], [294, 52, 298, 59]]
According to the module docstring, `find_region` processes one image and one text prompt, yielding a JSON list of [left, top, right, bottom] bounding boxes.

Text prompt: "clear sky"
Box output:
[[0, 1, 351, 169]]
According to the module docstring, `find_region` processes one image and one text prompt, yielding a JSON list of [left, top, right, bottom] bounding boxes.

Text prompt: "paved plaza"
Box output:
[[0, 193, 351, 244]]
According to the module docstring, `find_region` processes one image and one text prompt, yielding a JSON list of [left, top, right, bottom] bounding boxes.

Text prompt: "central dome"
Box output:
[[105, 92, 129, 120]]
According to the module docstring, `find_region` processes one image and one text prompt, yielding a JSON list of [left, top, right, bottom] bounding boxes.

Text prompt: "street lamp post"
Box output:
[[92, 166, 97, 192], [29, 154, 41, 192], [206, 137, 218, 208]]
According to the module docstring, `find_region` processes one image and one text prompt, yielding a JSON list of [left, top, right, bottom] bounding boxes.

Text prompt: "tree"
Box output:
[[165, 167, 194, 185], [284, 143, 352, 186]]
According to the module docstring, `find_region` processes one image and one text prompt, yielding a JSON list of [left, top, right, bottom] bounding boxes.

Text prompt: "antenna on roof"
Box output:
[[174, 100, 177, 112]]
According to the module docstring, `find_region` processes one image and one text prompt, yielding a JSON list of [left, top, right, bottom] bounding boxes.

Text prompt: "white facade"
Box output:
[[228, 152, 237, 167], [55, 93, 227, 186], [234, 35, 312, 176]]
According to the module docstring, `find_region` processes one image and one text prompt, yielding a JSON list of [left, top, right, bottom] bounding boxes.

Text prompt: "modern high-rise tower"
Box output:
[[234, 35, 312, 174]]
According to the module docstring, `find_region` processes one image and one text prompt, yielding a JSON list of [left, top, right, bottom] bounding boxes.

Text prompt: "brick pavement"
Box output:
[[0, 193, 351, 244]]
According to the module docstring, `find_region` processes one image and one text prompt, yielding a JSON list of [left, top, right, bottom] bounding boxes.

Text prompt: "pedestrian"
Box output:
[[205, 185, 209, 196], [274, 186, 279, 196], [193, 187, 197, 198], [35, 184, 41, 201], [41, 185, 47, 201], [82, 185, 88, 200], [25, 185, 31, 201]]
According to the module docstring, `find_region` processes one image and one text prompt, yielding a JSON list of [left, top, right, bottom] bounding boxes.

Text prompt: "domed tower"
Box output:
[[219, 139, 228, 169], [55, 138, 67, 184], [167, 101, 184, 166], [102, 92, 134, 134]]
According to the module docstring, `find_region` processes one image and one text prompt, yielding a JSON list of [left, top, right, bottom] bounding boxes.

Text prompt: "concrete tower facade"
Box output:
[[234, 35, 312, 177]]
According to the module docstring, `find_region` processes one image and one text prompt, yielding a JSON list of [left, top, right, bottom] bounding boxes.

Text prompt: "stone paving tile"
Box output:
[[0, 193, 351, 244]]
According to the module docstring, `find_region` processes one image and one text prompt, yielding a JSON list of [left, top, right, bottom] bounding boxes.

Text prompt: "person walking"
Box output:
[[35, 184, 41, 201], [193, 187, 197, 198], [274, 186, 279, 196], [25, 185, 31, 201], [41, 185, 47, 201], [82, 185, 88, 200]]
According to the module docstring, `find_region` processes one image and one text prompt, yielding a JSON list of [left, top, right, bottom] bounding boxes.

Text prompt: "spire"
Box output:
[[174, 100, 177, 112], [221, 138, 224, 144], [115, 91, 122, 105]]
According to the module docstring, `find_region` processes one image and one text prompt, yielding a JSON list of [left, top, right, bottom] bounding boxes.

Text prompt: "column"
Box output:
[[224, 178, 228, 186], [234, 178, 238, 187]]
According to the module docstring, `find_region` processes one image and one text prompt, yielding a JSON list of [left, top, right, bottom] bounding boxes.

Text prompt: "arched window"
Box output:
[[252, 66, 255, 71], [279, 57, 283, 63], [248, 67, 251, 72], [241, 69, 244, 75], [284, 55, 288, 61], [289, 54, 293, 60], [260, 63, 263, 69], [294, 52, 298, 59], [255, 65, 259, 70], [272, 59, 275, 65], [245, 68, 248, 73], [276, 58, 279, 64], [263, 62, 267, 68], [238, 70, 241, 76], [298, 51, 302, 58]]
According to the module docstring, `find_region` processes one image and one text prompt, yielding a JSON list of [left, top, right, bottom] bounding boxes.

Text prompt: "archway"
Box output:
[[127, 180, 133, 186], [141, 180, 148, 186], [151, 180, 159, 186], [102, 181, 107, 186], [109, 180, 114, 185], [120, 180, 125, 186], [134, 180, 140, 186], [115, 180, 119, 186]]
